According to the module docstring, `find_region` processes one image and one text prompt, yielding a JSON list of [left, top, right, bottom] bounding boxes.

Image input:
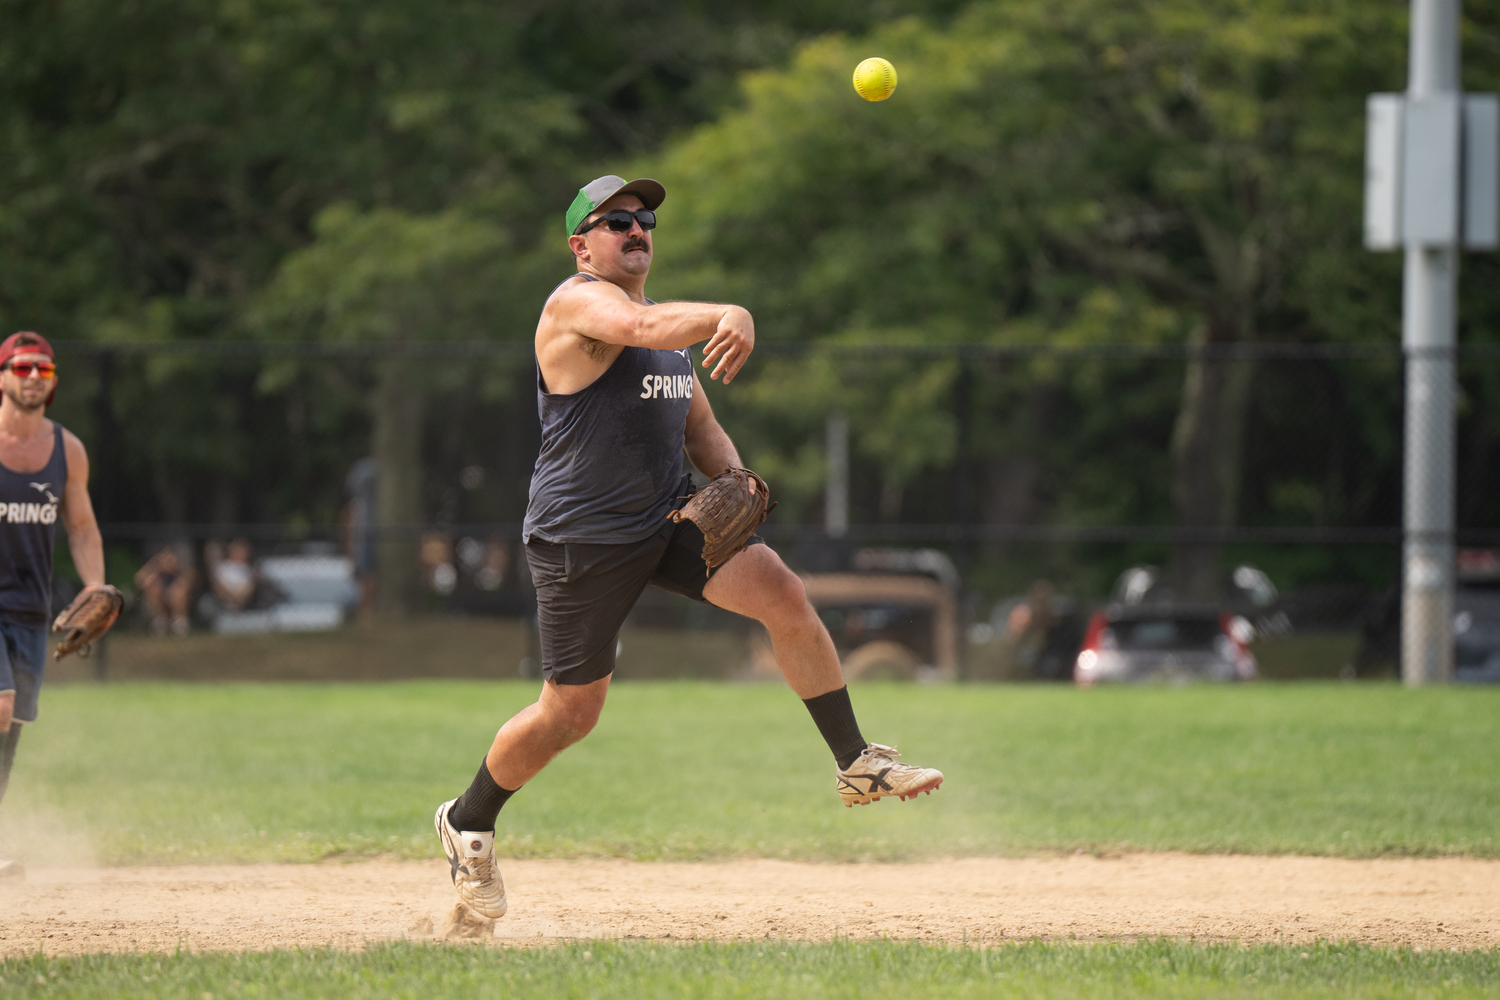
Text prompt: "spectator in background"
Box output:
[[476, 538, 508, 591], [135, 544, 196, 635], [1003, 579, 1060, 678], [1005, 579, 1058, 640], [208, 538, 258, 612], [419, 533, 457, 596]]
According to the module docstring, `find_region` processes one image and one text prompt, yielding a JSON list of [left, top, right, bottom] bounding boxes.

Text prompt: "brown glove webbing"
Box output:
[[671, 467, 776, 574]]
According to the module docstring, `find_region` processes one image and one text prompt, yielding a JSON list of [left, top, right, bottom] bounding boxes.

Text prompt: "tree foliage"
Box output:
[[4, 0, 1500, 599], [641, 0, 1498, 590], [0, 0, 958, 528]]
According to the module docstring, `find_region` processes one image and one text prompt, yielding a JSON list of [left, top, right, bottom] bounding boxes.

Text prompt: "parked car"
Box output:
[[755, 548, 961, 683], [974, 584, 1089, 681], [799, 570, 958, 682], [211, 553, 359, 634], [1452, 549, 1500, 682], [1354, 549, 1500, 682], [1073, 604, 1256, 685], [1453, 596, 1500, 682]]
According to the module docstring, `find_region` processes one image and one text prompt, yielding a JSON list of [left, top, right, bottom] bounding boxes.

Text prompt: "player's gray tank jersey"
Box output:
[[0, 423, 67, 627], [523, 275, 694, 545]]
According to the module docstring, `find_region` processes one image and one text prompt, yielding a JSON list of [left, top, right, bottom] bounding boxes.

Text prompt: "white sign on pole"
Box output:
[[1402, 93, 1463, 244]]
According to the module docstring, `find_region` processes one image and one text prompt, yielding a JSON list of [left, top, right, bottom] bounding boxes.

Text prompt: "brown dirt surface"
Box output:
[[1, 854, 1497, 956]]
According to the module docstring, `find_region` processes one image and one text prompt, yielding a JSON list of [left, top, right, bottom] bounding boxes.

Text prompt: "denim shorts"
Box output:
[[0, 618, 47, 723]]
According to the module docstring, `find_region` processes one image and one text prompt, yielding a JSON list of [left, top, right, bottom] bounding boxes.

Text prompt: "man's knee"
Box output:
[[756, 564, 818, 625], [773, 567, 811, 610], [541, 683, 607, 745], [552, 703, 602, 743]]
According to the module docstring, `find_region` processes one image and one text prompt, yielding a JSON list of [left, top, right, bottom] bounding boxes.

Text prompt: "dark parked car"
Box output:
[[1454, 591, 1500, 682], [1073, 604, 1257, 685], [1453, 550, 1500, 682], [1355, 549, 1500, 682]]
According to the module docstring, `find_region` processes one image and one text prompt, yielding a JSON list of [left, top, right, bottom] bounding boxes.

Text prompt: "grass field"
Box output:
[[48, 619, 747, 684], [3, 681, 1495, 865], [2, 940, 1497, 999]]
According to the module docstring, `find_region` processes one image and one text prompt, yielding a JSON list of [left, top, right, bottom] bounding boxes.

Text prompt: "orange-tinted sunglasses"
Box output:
[[3, 361, 57, 379]]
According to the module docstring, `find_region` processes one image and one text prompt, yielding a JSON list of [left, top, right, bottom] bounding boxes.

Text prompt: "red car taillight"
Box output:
[[1074, 611, 1111, 685], [1080, 611, 1109, 652], [1219, 612, 1250, 654], [1219, 612, 1258, 680]]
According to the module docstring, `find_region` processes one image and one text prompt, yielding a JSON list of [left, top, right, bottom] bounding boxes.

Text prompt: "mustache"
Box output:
[[623, 237, 650, 252]]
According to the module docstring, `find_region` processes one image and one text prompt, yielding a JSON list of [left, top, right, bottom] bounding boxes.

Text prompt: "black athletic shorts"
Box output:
[[526, 501, 765, 686]]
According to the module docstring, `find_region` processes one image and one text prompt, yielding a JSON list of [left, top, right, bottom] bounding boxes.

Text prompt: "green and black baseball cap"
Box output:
[[566, 175, 666, 236]]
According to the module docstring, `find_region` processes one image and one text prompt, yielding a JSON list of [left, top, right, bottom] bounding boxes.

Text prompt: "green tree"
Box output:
[[0, 0, 970, 342], [253, 204, 510, 613], [0, 0, 966, 533], [644, 0, 1474, 595]]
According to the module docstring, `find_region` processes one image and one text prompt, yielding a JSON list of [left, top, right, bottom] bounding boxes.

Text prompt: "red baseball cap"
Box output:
[[0, 331, 58, 407], [0, 331, 54, 364]]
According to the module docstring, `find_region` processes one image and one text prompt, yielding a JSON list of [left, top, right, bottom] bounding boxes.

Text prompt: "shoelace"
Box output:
[[465, 853, 496, 884], [860, 743, 902, 764]]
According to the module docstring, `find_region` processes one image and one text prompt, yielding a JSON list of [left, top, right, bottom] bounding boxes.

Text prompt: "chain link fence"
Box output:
[[41, 340, 1500, 683]]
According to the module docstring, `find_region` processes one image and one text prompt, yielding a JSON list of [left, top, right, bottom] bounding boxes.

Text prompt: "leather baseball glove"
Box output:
[[52, 584, 125, 660], [670, 468, 777, 575]]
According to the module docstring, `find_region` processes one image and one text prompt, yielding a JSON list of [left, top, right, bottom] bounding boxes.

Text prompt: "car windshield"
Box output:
[[1110, 618, 1221, 651]]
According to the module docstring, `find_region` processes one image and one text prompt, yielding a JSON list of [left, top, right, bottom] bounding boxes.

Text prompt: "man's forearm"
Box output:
[[633, 302, 739, 352], [67, 525, 106, 586], [685, 418, 743, 478]]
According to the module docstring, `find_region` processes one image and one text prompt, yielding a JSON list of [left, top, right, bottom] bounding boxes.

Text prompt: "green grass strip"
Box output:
[[2, 940, 1497, 999], [6, 681, 1498, 864]]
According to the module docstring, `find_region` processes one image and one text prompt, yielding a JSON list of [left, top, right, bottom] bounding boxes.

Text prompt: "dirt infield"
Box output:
[[1, 854, 1497, 956]]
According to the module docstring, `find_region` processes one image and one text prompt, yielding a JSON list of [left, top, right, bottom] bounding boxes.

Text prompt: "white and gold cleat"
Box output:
[[434, 799, 507, 919], [836, 743, 944, 807]]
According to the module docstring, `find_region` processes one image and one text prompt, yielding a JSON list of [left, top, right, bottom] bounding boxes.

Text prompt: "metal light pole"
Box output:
[[1366, 1, 1497, 685], [825, 411, 849, 539], [1402, 0, 1460, 685]]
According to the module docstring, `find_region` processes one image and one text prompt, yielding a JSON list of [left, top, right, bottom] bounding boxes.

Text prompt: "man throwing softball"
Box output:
[[0, 332, 110, 879], [434, 175, 944, 918]]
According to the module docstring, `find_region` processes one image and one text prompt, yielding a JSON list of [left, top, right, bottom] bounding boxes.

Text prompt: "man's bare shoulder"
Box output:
[[540, 273, 629, 323], [536, 274, 638, 388], [61, 425, 89, 464], [538, 274, 639, 357]]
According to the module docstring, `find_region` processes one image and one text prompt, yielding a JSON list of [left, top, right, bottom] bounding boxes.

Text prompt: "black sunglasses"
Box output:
[[576, 209, 657, 235]]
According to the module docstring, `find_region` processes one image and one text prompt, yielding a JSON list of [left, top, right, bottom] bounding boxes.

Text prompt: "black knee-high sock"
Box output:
[[0, 723, 21, 809], [446, 759, 518, 832], [802, 687, 867, 769]]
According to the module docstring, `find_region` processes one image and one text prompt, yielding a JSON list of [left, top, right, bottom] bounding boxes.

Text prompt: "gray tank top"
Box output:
[[523, 275, 695, 544], [0, 423, 67, 627]]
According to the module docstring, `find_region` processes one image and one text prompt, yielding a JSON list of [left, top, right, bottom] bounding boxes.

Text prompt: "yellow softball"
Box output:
[[852, 57, 898, 102]]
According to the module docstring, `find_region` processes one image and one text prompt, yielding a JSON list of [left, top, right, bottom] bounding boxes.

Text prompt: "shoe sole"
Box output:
[[434, 802, 507, 919], [840, 776, 943, 807]]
